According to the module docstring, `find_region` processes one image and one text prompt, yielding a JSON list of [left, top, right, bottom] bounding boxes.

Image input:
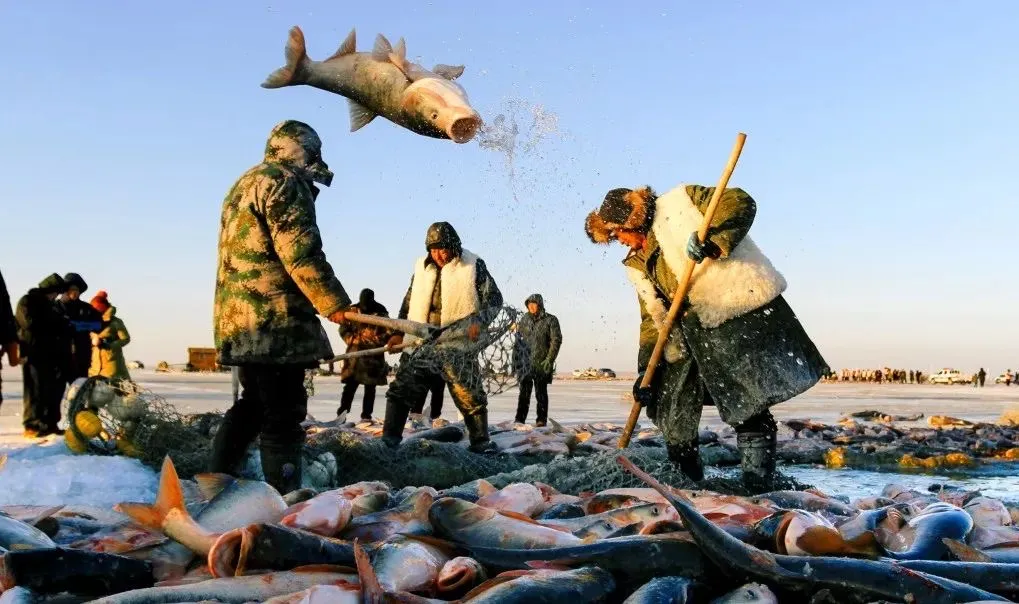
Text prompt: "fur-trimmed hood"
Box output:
[[585, 187, 657, 244]]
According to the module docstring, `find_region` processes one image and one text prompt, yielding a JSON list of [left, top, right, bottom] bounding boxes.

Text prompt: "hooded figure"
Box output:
[[60, 273, 102, 382], [15, 273, 71, 437], [337, 288, 391, 421], [381, 221, 504, 452], [512, 293, 562, 426], [585, 184, 828, 491], [210, 119, 352, 495], [87, 291, 133, 387]]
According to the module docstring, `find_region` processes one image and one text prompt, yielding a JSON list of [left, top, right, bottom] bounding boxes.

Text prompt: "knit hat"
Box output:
[[584, 186, 657, 244], [90, 290, 111, 314]]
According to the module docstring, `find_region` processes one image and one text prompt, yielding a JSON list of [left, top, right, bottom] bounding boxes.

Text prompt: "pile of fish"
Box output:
[[3, 454, 1019, 602], [777, 411, 1019, 471]]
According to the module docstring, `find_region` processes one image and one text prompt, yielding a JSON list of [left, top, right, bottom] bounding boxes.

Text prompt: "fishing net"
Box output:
[[480, 447, 810, 496], [393, 305, 530, 397], [63, 377, 213, 478], [303, 433, 529, 490]]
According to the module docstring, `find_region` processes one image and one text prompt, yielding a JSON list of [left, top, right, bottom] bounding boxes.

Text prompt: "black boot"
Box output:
[[737, 431, 777, 493], [666, 442, 704, 482], [260, 445, 303, 495], [465, 408, 497, 454], [381, 401, 410, 449]]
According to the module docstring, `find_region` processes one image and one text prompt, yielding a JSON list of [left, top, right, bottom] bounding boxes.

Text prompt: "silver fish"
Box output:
[[262, 26, 482, 143]]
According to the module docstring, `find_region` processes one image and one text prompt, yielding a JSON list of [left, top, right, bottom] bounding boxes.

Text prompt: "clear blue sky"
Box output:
[[2, 1, 1017, 375]]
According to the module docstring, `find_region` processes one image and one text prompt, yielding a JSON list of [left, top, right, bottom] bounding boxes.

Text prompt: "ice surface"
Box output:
[[0, 439, 157, 507]]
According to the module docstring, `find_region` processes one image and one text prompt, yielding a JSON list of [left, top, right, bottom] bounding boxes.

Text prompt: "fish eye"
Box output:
[[431, 112, 438, 119]]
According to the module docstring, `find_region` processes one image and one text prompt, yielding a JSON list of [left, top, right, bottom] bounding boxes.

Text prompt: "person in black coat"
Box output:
[[512, 294, 562, 427], [16, 273, 71, 437], [0, 269, 19, 411], [59, 273, 102, 384]]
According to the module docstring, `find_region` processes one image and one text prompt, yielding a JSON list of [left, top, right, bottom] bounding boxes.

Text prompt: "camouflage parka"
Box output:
[[214, 120, 351, 366]]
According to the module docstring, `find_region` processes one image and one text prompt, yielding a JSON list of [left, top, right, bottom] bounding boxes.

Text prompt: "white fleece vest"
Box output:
[[405, 249, 480, 345], [626, 184, 787, 329]]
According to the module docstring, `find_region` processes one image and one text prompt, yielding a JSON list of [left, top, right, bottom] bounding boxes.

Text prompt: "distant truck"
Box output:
[[928, 368, 973, 385]]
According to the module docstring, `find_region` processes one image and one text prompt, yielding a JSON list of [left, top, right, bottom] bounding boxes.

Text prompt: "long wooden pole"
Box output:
[[618, 132, 748, 449]]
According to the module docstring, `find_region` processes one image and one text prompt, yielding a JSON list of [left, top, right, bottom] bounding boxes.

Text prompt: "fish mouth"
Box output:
[[207, 524, 259, 578], [437, 566, 474, 593], [448, 115, 482, 144]]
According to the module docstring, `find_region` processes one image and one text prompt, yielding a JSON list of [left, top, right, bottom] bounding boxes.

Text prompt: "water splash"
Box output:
[[476, 99, 567, 203]]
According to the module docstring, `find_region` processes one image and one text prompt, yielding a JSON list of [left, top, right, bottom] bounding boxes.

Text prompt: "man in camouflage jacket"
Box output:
[[211, 119, 351, 494], [586, 184, 828, 491]]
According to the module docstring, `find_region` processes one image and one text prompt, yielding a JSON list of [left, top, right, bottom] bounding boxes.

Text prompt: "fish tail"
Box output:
[[115, 456, 187, 532], [354, 539, 385, 604], [262, 25, 310, 89]]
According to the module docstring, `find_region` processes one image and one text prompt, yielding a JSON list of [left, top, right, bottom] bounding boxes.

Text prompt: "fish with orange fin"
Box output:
[[113, 456, 286, 580], [615, 455, 1006, 603], [751, 509, 882, 558]]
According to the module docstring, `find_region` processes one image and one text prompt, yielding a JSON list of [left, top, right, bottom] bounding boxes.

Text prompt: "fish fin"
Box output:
[[476, 480, 497, 498], [432, 64, 465, 80], [422, 404, 432, 419], [496, 510, 543, 525], [845, 531, 884, 558], [805, 488, 831, 498], [387, 37, 409, 74], [355, 540, 385, 604], [193, 473, 235, 501], [372, 33, 393, 61], [549, 418, 564, 433], [28, 504, 65, 526], [0, 453, 6, 471], [327, 28, 356, 60], [262, 26, 310, 88], [943, 537, 992, 562], [115, 456, 185, 532], [703, 512, 729, 520], [795, 526, 852, 556], [580, 534, 599, 544], [349, 100, 378, 132]]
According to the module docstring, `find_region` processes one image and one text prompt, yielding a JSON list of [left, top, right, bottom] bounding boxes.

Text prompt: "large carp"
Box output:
[[262, 26, 482, 143]]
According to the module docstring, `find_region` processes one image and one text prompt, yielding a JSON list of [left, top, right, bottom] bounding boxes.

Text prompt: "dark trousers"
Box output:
[[209, 364, 307, 494], [515, 375, 549, 424], [410, 373, 445, 419], [22, 361, 64, 432], [339, 381, 376, 420]]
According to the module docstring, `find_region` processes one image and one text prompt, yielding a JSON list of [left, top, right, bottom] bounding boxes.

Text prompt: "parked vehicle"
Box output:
[[996, 372, 1014, 385], [928, 368, 973, 385], [572, 367, 617, 379]]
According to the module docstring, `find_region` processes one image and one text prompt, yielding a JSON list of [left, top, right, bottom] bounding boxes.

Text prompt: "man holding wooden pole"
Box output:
[[584, 135, 828, 491]]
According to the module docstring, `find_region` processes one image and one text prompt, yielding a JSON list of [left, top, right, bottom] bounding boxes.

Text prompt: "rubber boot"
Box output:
[[260, 445, 303, 495], [666, 442, 704, 482], [737, 431, 777, 493], [465, 409, 497, 454], [381, 401, 410, 449]]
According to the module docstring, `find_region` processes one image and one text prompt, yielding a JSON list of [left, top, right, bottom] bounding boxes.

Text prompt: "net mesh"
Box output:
[[64, 378, 213, 479], [393, 305, 529, 397]]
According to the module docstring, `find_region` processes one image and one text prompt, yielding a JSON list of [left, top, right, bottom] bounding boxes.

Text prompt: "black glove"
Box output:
[[632, 373, 654, 407], [686, 231, 720, 263]]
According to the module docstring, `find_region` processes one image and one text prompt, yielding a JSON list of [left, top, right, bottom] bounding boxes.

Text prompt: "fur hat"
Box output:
[[90, 290, 111, 314], [584, 186, 657, 244]]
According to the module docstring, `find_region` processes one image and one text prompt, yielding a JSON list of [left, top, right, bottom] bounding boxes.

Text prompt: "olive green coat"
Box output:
[[89, 306, 132, 382], [625, 184, 828, 431]]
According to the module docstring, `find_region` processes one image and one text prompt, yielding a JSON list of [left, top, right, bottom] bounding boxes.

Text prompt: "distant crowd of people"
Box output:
[[823, 368, 928, 384], [0, 271, 133, 438]]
